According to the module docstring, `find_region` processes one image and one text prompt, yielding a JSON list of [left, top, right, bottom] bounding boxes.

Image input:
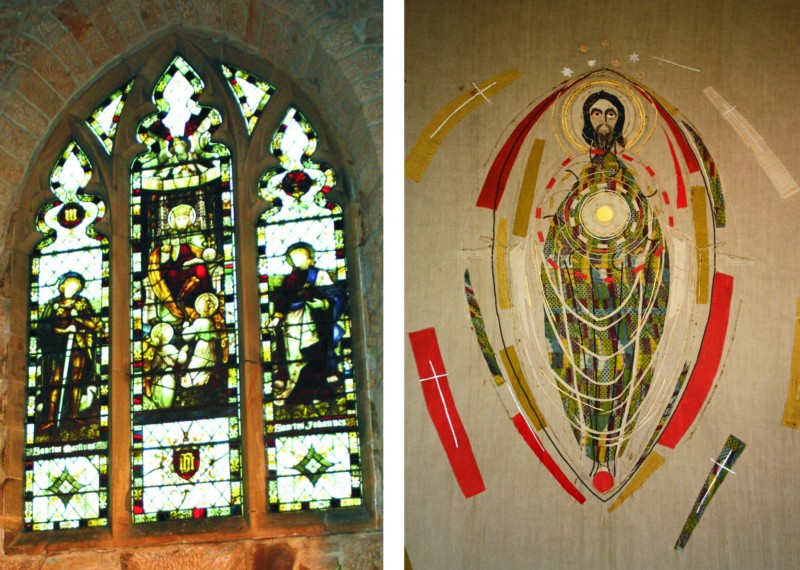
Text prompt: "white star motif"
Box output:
[[587, 59, 597, 68], [561, 67, 574, 78], [629, 53, 640, 62]]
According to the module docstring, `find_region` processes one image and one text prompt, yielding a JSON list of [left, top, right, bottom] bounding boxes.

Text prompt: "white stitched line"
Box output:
[[698, 449, 733, 511], [710, 457, 737, 475], [472, 82, 493, 104], [429, 81, 498, 139], [652, 56, 701, 73], [420, 360, 460, 448]]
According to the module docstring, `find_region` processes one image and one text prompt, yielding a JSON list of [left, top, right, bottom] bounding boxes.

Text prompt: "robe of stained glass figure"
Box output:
[[25, 142, 110, 531], [258, 108, 362, 511], [129, 56, 241, 523]]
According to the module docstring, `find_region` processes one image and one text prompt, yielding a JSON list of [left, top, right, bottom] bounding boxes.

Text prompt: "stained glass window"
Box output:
[[24, 52, 366, 534], [25, 142, 110, 531], [86, 80, 134, 153], [258, 108, 362, 511], [129, 56, 242, 523], [220, 64, 275, 134]]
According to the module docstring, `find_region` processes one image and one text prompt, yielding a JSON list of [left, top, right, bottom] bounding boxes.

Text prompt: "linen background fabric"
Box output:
[[405, 0, 800, 567]]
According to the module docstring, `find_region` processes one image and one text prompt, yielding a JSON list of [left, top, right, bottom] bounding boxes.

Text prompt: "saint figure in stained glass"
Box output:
[[38, 272, 104, 431], [269, 241, 346, 405], [258, 108, 362, 511], [142, 322, 181, 409], [180, 292, 229, 388], [146, 203, 220, 324]]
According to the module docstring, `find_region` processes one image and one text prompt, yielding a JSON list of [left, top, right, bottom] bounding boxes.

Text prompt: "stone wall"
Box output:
[[0, 531, 382, 568]]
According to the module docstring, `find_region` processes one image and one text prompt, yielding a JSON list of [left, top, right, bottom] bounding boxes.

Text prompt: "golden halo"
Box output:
[[551, 77, 656, 156]]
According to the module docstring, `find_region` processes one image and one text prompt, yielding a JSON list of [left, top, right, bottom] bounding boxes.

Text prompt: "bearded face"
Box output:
[[589, 98, 619, 151]]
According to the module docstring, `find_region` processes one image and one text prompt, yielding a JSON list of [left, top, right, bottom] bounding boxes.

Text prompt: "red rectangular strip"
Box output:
[[561, 157, 572, 167], [477, 89, 563, 210], [659, 273, 734, 448], [662, 191, 671, 205], [408, 328, 486, 497], [535, 207, 542, 219], [621, 154, 634, 162], [646, 165, 656, 177], [546, 177, 556, 190], [512, 413, 586, 504]]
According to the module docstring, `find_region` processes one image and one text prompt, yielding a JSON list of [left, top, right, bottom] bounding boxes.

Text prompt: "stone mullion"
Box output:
[[108, 141, 133, 537], [233, 126, 269, 528]]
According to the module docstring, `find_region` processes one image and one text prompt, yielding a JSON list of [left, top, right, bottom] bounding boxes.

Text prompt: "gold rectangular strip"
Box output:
[[691, 185, 710, 305], [607, 452, 666, 512], [499, 344, 546, 430], [496, 217, 512, 310], [512, 139, 545, 238], [782, 297, 800, 428]]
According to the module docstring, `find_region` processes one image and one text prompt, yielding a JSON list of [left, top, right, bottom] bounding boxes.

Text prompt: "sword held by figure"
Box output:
[[55, 309, 78, 429]]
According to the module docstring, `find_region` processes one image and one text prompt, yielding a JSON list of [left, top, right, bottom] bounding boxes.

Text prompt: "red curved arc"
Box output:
[[512, 413, 587, 504], [632, 83, 700, 184], [476, 88, 564, 210], [659, 273, 734, 448], [664, 129, 688, 211], [409, 328, 486, 498]]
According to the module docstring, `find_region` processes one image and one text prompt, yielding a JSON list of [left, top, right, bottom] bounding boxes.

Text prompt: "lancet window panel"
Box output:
[[129, 56, 242, 523], [258, 108, 362, 512], [24, 142, 110, 531]]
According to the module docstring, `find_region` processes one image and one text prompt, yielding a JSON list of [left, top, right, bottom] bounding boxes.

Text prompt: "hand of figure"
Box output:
[[65, 325, 77, 333], [306, 298, 327, 309], [268, 317, 281, 328]]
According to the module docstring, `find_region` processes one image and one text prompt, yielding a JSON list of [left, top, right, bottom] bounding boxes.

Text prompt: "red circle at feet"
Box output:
[[593, 471, 614, 493]]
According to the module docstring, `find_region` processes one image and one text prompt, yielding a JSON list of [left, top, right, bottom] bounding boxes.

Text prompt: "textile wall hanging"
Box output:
[[462, 69, 739, 503]]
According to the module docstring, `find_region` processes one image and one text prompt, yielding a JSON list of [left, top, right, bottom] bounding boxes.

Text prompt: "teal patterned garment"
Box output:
[[542, 152, 670, 467], [675, 435, 746, 550]]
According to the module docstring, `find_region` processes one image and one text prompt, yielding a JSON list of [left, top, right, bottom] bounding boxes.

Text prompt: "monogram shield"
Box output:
[[173, 446, 200, 480]]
